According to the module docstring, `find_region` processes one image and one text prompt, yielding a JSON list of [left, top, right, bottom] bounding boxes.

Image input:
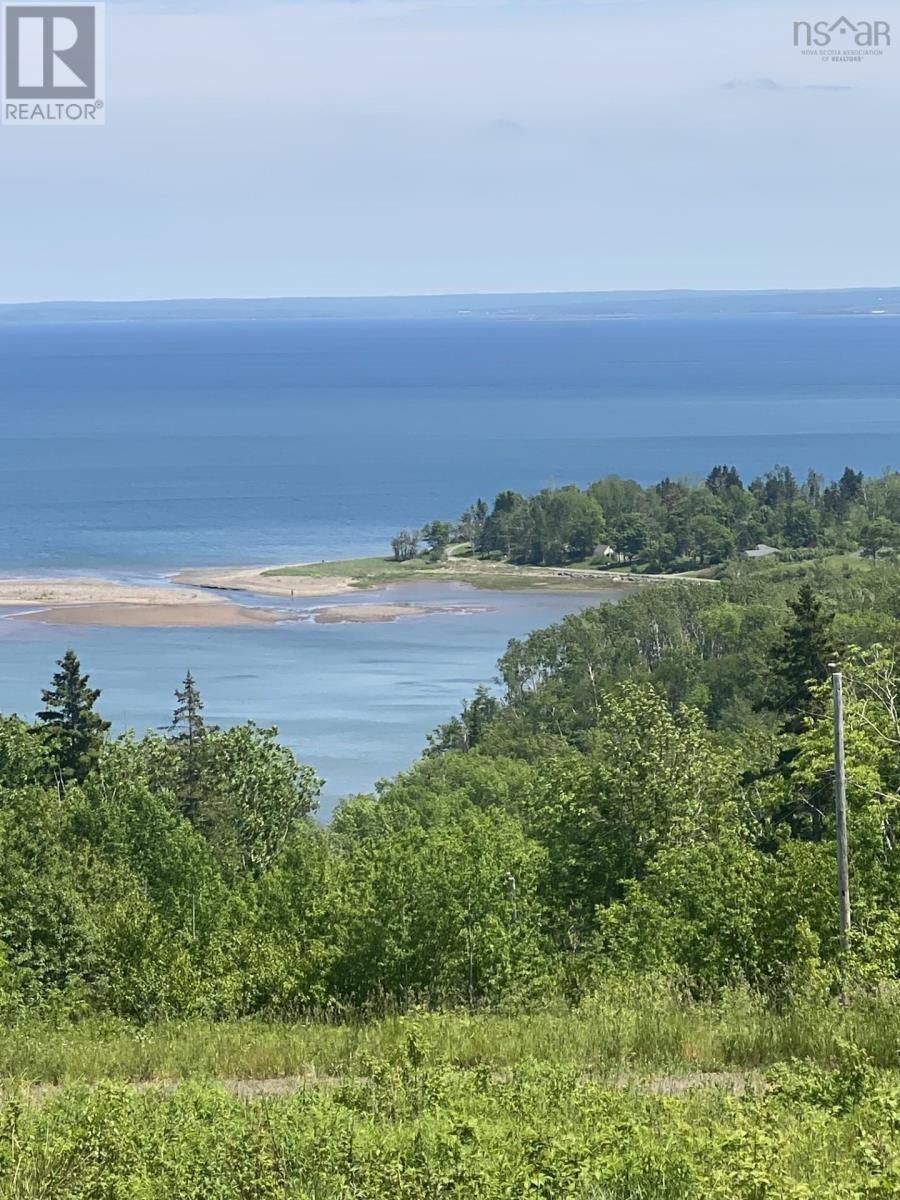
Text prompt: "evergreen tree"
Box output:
[[171, 671, 205, 743], [768, 584, 834, 732], [425, 685, 502, 755], [37, 649, 110, 781], [168, 671, 214, 824], [705, 464, 743, 494], [838, 466, 864, 503]]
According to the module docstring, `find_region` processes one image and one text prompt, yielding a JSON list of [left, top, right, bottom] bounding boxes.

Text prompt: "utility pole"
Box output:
[[829, 663, 851, 953]]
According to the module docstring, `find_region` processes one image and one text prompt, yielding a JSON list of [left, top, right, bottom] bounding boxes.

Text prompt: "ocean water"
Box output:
[[1, 312, 899, 807], [2, 314, 900, 571]]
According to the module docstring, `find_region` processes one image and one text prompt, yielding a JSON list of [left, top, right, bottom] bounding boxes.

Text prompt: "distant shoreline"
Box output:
[[3, 285, 899, 325]]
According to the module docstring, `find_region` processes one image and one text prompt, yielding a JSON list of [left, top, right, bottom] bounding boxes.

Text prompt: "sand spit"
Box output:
[[0, 578, 216, 608], [11, 602, 291, 628], [170, 566, 356, 598], [310, 603, 491, 624]]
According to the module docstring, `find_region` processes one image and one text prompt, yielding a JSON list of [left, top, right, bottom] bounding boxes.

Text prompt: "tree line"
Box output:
[[393, 463, 900, 570]]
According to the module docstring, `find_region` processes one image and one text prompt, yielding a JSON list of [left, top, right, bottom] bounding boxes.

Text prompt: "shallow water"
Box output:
[[0, 583, 619, 812]]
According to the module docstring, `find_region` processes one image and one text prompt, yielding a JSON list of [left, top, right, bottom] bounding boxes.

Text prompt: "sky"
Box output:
[[0, 0, 898, 302]]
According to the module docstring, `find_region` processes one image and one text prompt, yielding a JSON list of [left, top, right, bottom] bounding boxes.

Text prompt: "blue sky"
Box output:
[[0, 0, 897, 301]]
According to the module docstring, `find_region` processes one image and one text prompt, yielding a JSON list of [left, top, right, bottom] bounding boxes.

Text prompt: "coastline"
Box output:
[[0, 576, 496, 629], [170, 556, 684, 598], [0, 553, 681, 630]]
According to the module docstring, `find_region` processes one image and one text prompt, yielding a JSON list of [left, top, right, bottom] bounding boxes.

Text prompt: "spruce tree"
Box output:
[[37, 649, 110, 781], [769, 584, 834, 733], [170, 670, 205, 744], [168, 671, 214, 824], [762, 585, 837, 840]]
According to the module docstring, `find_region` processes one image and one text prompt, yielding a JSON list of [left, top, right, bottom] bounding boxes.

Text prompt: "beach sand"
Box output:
[[170, 566, 356, 598], [0, 574, 488, 628], [11, 602, 291, 628], [0, 578, 217, 608], [0, 577, 295, 628]]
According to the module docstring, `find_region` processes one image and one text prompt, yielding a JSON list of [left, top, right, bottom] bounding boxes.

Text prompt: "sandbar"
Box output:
[[0, 577, 217, 608], [11, 602, 292, 628], [170, 566, 357, 598]]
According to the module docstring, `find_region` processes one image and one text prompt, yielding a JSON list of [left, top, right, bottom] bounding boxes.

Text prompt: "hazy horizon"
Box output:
[[3, 283, 900, 306], [3, 284, 900, 323], [1, 0, 896, 302]]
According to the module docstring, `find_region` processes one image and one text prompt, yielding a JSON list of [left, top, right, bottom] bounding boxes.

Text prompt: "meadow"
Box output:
[[4, 991, 900, 1197]]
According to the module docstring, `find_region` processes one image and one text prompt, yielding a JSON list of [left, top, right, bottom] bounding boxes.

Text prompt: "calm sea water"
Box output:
[[0, 584, 614, 808], [1, 313, 898, 807]]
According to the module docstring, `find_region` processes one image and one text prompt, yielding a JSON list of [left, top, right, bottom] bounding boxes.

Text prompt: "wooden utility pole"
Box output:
[[829, 664, 851, 953]]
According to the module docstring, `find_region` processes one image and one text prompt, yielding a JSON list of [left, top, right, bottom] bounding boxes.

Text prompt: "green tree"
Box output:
[[333, 798, 549, 1006], [689, 515, 735, 565], [520, 683, 740, 935], [610, 513, 650, 563], [838, 466, 864, 503], [198, 724, 321, 877], [421, 519, 454, 559], [37, 650, 110, 781], [782, 500, 819, 547], [458, 499, 488, 551], [587, 476, 644, 523], [705, 464, 743, 494], [767, 645, 900, 978], [426, 685, 502, 755], [859, 517, 900, 560], [168, 671, 215, 824], [767, 585, 834, 732]]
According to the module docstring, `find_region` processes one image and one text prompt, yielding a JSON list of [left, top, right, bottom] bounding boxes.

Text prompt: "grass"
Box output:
[[7, 984, 900, 1085], [2, 1040, 900, 1196], [6, 990, 900, 1194], [266, 553, 678, 594], [266, 544, 880, 598]]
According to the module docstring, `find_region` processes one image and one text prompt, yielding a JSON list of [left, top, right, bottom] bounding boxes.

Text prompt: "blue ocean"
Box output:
[[2, 311, 899, 807]]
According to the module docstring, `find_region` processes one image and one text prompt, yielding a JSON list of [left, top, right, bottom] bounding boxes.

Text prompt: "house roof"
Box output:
[[744, 543, 781, 558]]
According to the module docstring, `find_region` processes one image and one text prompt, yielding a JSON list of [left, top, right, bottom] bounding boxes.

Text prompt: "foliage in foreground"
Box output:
[[4, 1047, 900, 1198]]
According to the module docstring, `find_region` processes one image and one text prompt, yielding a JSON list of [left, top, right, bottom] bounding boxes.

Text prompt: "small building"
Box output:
[[744, 543, 780, 559], [594, 542, 618, 559]]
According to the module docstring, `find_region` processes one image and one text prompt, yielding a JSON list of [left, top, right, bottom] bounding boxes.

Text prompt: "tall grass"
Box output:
[[4, 980, 900, 1084]]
